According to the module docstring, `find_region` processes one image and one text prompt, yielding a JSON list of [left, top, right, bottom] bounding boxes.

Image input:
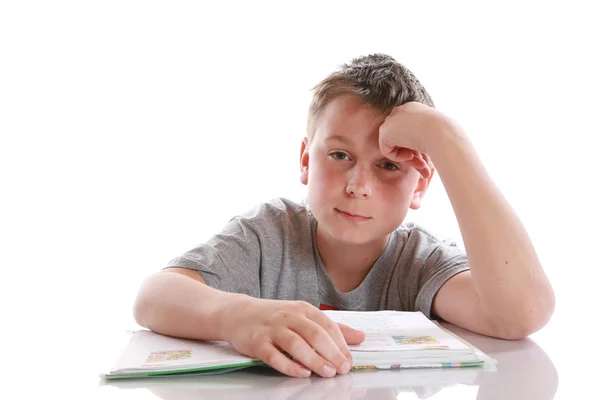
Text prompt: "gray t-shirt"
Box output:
[[165, 197, 469, 318]]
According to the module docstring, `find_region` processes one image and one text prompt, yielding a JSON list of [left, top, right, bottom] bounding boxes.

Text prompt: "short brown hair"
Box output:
[[306, 53, 435, 141]]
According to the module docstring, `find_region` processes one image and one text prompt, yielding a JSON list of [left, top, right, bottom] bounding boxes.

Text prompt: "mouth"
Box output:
[[335, 208, 372, 221]]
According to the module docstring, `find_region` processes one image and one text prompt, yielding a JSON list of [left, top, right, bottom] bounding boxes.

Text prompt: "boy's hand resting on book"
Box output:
[[222, 297, 365, 378]]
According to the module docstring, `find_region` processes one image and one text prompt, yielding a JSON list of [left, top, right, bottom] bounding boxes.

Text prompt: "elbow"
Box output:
[[495, 325, 537, 341], [132, 298, 147, 328], [132, 293, 149, 328], [132, 276, 158, 329], [494, 289, 556, 341]]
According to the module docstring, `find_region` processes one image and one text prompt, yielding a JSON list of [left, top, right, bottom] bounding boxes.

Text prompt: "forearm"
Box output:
[[428, 124, 554, 330], [133, 271, 251, 341]]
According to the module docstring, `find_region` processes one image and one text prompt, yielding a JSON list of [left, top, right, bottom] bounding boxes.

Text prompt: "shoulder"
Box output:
[[230, 197, 312, 234], [238, 197, 307, 218], [396, 222, 462, 249], [394, 222, 465, 263]]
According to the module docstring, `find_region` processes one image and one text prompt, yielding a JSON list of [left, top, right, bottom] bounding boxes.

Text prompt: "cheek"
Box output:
[[307, 163, 345, 210], [376, 177, 415, 205], [309, 162, 341, 190]]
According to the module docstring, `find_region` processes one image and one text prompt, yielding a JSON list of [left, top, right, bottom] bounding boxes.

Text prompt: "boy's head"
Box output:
[[300, 54, 436, 246], [305, 53, 435, 144]]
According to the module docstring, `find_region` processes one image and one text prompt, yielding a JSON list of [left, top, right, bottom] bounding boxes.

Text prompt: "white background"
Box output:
[[1, 1, 599, 398]]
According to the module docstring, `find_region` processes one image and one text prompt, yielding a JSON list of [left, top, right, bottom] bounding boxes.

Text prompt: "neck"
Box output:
[[315, 227, 390, 292]]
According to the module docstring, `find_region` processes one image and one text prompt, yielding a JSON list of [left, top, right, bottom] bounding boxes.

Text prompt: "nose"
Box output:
[[346, 165, 373, 199]]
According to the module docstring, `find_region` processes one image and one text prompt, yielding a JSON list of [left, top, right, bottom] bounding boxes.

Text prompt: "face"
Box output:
[[300, 95, 431, 246]]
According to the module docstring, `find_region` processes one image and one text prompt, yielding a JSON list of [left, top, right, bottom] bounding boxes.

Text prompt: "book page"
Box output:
[[323, 311, 470, 352], [112, 330, 257, 372]]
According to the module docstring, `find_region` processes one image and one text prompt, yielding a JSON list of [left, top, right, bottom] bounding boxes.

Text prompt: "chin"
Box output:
[[323, 223, 379, 246]]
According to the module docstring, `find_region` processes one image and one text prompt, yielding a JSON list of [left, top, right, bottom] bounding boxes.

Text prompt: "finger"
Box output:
[[380, 140, 414, 163], [390, 147, 415, 162], [415, 153, 432, 179], [274, 328, 339, 378], [412, 151, 426, 167], [415, 164, 431, 179], [337, 322, 366, 345], [400, 158, 426, 171], [423, 153, 432, 168], [257, 342, 313, 378], [297, 311, 352, 374], [402, 152, 431, 179], [308, 310, 355, 361], [304, 309, 352, 360]]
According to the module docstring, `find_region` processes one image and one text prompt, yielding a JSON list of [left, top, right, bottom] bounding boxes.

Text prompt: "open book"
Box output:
[[101, 311, 496, 380]]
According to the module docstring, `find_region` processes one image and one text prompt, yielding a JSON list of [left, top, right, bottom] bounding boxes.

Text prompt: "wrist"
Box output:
[[217, 292, 258, 342], [426, 118, 471, 164]]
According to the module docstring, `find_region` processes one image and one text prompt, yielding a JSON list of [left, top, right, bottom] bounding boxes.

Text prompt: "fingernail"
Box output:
[[323, 364, 336, 377], [299, 367, 311, 377], [339, 361, 351, 374]]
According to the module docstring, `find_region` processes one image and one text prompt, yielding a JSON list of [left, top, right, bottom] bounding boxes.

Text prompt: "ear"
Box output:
[[409, 164, 436, 210], [300, 137, 310, 185]]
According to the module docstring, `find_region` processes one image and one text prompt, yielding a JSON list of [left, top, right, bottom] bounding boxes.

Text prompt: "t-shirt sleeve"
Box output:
[[164, 216, 261, 298], [414, 237, 470, 319]]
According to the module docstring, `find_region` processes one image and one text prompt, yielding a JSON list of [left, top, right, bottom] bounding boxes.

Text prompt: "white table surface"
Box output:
[[6, 289, 596, 400]]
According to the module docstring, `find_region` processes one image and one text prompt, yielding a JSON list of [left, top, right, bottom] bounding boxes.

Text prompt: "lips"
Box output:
[[335, 208, 371, 220]]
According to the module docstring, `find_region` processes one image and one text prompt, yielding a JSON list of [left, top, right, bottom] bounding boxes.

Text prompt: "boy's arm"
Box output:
[[133, 268, 364, 377], [380, 103, 555, 340], [133, 267, 246, 340], [428, 121, 555, 340]]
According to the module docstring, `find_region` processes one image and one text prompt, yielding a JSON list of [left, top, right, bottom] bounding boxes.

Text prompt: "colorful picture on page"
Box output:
[[146, 350, 192, 363], [392, 336, 438, 345]]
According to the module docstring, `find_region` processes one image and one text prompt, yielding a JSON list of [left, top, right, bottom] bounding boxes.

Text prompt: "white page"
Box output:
[[323, 310, 431, 332], [323, 311, 471, 352], [112, 330, 256, 372]]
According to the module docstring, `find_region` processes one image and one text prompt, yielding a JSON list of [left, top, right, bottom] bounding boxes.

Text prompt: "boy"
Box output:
[[133, 54, 555, 379]]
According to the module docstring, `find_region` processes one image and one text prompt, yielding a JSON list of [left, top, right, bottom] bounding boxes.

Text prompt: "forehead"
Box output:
[[314, 95, 387, 143]]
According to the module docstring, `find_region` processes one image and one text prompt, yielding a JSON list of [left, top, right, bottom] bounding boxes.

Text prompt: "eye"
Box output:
[[379, 161, 399, 170], [329, 151, 350, 161]]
